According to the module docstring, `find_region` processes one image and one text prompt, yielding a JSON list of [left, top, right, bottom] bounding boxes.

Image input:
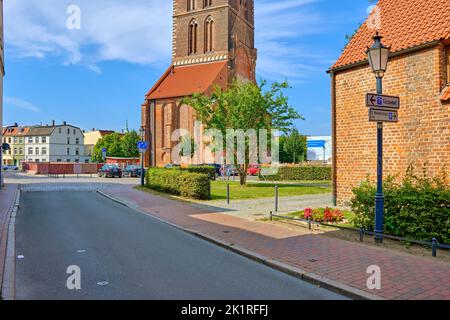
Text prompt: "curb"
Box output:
[[1, 187, 20, 300], [97, 189, 384, 301]]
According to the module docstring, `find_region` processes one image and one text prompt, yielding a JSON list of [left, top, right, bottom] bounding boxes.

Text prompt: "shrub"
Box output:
[[145, 168, 211, 200], [184, 166, 217, 180], [261, 165, 331, 181], [351, 166, 450, 243]]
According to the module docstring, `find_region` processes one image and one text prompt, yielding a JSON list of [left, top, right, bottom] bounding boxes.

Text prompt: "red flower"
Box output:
[[303, 208, 313, 220]]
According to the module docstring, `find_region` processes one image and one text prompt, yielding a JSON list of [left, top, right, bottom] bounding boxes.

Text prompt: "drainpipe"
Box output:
[[330, 70, 337, 206]]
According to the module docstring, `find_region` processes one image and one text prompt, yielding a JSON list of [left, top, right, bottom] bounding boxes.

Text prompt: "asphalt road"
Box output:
[[15, 191, 348, 300]]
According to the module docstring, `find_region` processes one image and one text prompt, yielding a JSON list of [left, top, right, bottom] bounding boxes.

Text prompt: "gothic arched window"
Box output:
[[188, 19, 198, 55], [204, 16, 214, 53]]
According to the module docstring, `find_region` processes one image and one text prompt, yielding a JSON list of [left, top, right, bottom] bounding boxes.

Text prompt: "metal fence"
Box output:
[[269, 210, 450, 258]]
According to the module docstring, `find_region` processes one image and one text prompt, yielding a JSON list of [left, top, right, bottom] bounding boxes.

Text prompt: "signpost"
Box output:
[[366, 93, 400, 109], [307, 140, 326, 148], [368, 108, 398, 123], [137, 141, 148, 187], [101, 148, 107, 162]]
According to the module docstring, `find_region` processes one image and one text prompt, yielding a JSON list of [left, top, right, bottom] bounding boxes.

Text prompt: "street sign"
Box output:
[[101, 148, 107, 160], [307, 140, 326, 148], [366, 93, 400, 109], [369, 108, 399, 123], [138, 141, 148, 153]]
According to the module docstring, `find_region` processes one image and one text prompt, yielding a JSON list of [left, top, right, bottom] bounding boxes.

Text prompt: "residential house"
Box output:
[[84, 129, 117, 158], [328, 0, 450, 205], [1, 125, 29, 167], [24, 122, 90, 163]]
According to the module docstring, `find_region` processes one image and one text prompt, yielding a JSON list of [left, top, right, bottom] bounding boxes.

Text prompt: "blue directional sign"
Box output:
[[307, 140, 326, 148], [138, 141, 148, 153], [102, 148, 107, 153]]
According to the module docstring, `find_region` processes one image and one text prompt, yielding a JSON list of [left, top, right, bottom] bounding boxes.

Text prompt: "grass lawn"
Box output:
[[211, 181, 331, 200]]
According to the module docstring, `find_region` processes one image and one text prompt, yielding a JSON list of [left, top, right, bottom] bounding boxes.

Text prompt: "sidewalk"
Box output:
[[0, 184, 19, 291], [101, 184, 450, 300]]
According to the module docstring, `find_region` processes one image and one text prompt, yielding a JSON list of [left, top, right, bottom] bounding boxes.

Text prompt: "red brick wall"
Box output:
[[23, 162, 102, 175], [334, 45, 450, 204]]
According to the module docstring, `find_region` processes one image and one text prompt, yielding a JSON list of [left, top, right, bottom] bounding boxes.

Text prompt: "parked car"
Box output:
[[247, 164, 261, 176], [122, 165, 144, 178], [98, 164, 122, 178], [224, 165, 239, 177], [2, 165, 19, 171], [204, 163, 222, 177]]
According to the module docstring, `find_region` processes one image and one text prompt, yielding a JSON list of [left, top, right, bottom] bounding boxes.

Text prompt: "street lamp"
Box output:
[[367, 33, 390, 243], [139, 126, 145, 187]]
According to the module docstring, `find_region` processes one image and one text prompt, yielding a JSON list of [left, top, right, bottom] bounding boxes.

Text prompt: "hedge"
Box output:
[[351, 167, 450, 243], [184, 166, 217, 181], [145, 168, 211, 200], [261, 165, 332, 181]]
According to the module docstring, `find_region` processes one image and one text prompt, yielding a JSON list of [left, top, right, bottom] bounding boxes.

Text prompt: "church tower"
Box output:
[[142, 1, 257, 167], [172, 0, 257, 81]]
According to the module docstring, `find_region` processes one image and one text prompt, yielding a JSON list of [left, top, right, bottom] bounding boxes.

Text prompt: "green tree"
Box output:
[[92, 133, 124, 162], [282, 129, 307, 164], [121, 130, 140, 158], [183, 80, 303, 185]]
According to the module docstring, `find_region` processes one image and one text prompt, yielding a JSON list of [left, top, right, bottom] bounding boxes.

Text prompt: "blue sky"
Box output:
[[3, 0, 375, 136]]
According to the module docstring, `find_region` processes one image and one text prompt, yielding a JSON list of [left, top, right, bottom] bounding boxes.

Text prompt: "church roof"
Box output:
[[146, 61, 228, 100], [331, 0, 450, 71]]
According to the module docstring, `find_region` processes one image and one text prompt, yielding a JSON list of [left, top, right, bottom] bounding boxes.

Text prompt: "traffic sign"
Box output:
[[369, 108, 398, 123], [307, 140, 326, 148], [138, 141, 148, 153], [366, 93, 400, 109]]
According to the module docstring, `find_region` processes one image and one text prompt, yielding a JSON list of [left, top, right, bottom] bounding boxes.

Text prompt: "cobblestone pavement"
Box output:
[[102, 184, 450, 300]]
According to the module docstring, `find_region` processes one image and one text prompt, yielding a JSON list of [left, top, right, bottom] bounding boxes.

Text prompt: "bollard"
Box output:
[[270, 211, 273, 221], [226, 183, 230, 204], [275, 185, 279, 212], [432, 238, 438, 257], [360, 228, 364, 242], [308, 217, 312, 230]]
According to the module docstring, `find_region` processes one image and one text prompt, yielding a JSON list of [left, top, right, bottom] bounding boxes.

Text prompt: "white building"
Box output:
[[307, 136, 332, 164], [24, 122, 90, 163]]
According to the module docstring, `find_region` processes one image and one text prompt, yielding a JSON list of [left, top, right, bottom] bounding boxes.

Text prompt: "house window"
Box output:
[[14, 148, 17, 155], [35, 147, 39, 155], [42, 147, 47, 155], [28, 147, 33, 155], [67, 128, 70, 135], [28, 137, 33, 143], [59, 128, 62, 134], [57, 159, 62, 162], [188, 19, 198, 55], [85, 159, 89, 164], [42, 137, 47, 143], [66, 159, 71, 163], [75, 148, 79, 156], [204, 16, 214, 53], [203, 0, 212, 8], [19, 148, 23, 155], [76, 138, 80, 145], [13, 138, 18, 143], [67, 148, 70, 155], [67, 137, 70, 144], [73, 129, 76, 135]]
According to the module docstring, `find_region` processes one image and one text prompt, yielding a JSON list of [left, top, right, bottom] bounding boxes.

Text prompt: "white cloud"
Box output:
[[4, 97, 41, 113], [4, 0, 327, 81]]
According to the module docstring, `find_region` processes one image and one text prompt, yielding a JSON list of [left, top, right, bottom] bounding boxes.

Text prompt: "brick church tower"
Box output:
[[141, 0, 257, 167]]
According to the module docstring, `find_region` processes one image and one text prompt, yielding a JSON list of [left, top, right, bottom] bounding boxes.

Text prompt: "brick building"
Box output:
[[329, 0, 450, 205], [141, 0, 257, 167]]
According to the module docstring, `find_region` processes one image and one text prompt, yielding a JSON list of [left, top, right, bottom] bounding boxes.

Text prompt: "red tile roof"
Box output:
[[146, 61, 228, 100], [2, 127, 30, 136], [331, 0, 450, 70]]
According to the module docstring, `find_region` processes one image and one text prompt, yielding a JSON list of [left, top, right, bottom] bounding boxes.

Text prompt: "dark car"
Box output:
[[98, 164, 122, 178], [2, 165, 19, 171], [204, 163, 222, 177], [122, 165, 144, 178]]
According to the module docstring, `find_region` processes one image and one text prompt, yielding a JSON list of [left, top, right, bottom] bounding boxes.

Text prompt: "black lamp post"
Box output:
[[139, 126, 145, 187], [367, 33, 390, 243]]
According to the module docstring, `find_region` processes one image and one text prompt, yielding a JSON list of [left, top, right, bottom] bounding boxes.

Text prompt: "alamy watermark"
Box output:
[[66, 265, 81, 290], [66, 5, 82, 30], [366, 265, 381, 290]]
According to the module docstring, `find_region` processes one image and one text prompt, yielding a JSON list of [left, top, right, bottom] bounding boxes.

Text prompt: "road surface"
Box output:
[[15, 191, 348, 300]]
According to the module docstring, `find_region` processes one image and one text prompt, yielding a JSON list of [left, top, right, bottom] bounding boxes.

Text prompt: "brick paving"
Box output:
[[102, 184, 450, 300], [0, 184, 19, 289]]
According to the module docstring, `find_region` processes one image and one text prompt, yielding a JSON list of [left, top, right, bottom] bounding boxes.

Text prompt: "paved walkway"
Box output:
[[102, 184, 450, 300], [188, 194, 333, 220], [0, 184, 19, 290]]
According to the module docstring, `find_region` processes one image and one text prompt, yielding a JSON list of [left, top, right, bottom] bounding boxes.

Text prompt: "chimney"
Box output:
[[52, 120, 55, 126], [14, 122, 18, 127], [63, 121, 67, 125]]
